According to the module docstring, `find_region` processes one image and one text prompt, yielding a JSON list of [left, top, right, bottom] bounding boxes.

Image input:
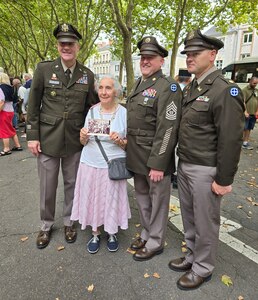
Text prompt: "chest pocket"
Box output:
[[187, 100, 210, 126], [136, 97, 156, 120], [45, 83, 62, 101]]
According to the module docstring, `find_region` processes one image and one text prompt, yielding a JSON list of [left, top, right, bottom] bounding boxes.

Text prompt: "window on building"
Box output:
[[215, 60, 223, 69], [243, 32, 252, 44], [240, 53, 250, 60], [115, 65, 119, 72]]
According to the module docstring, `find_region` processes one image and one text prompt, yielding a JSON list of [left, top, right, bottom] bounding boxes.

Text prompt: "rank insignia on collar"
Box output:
[[197, 86, 202, 91], [152, 77, 156, 81]]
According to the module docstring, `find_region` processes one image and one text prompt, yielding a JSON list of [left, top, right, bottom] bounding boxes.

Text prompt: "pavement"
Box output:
[[0, 123, 258, 300]]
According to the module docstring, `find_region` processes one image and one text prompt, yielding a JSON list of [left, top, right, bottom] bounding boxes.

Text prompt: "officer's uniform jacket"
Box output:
[[126, 70, 182, 175], [27, 57, 98, 157], [178, 69, 245, 185]]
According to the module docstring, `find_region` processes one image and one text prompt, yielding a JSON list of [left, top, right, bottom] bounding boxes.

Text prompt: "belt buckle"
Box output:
[[63, 112, 68, 119]]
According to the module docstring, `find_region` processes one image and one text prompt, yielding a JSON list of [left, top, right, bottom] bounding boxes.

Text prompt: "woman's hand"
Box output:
[[110, 132, 127, 150], [80, 127, 89, 145]]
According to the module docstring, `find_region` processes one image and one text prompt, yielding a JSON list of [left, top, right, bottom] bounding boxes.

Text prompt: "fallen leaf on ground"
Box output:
[[126, 248, 136, 254], [87, 284, 94, 292], [57, 246, 65, 251], [153, 272, 160, 279], [238, 296, 244, 300], [135, 224, 141, 228], [252, 202, 258, 206], [135, 233, 140, 238], [221, 274, 233, 286], [169, 204, 179, 213], [20, 236, 29, 242], [181, 246, 187, 253], [237, 205, 243, 209], [181, 241, 186, 246], [246, 197, 254, 202], [164, 241, 168, 247], [144, 273, 150, 278]]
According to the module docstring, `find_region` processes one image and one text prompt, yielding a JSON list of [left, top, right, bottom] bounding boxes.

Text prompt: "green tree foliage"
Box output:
[[0, 0, 105, 76]]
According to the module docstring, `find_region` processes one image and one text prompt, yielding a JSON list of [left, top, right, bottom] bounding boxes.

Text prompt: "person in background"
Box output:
[[168, 29, 244, 290], [0, 73, 23, 156], [71, 76, 131, 254], [26, 23, 98, 249], [23, 73, 33, 89], [127, 36, 182, 261], [241, 76, 258, 150]]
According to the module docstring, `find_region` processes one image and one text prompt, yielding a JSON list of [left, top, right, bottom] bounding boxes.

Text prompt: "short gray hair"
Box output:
[[96, 76, 123, 99]]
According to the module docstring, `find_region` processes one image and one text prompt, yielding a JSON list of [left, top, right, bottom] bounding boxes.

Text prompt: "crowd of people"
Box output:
[[1, 22, 257, 291], [0, 69, 33, 156]]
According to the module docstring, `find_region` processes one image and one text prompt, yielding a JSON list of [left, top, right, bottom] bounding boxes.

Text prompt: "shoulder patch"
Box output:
[[230, 87, 239, 97], [170, 83, 177, 92]]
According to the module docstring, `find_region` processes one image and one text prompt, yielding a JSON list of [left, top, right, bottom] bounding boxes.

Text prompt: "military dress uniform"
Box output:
[[27, 23, 98, 248], [169, 29, 245, 290], [127, 37, 182, 258]]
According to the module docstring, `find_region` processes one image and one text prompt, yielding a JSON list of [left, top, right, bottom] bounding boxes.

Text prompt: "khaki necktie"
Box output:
[[65, 68, 71, 86], [191, 79, 198, 96]]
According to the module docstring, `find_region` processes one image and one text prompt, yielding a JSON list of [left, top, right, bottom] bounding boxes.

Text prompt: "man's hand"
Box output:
[[211, 181, 232, 196], [149, 169, 164, 182], [80, 127, 89, 145], [27, 140, 41, 157]]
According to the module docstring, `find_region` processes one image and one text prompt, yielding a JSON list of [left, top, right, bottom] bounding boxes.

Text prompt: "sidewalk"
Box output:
[[0, 125, 257, 300]]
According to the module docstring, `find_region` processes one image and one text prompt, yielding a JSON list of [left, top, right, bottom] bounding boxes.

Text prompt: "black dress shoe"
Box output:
[[133, 247, 163, 261], [130, 237, 147, 250], [64, 226, 77, 243], [177, 270, 212, 290], [36, 230, 52, 249], [168, 257, 192, 272]]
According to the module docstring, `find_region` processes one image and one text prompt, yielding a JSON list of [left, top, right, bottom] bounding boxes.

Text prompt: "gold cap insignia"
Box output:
[[187, 31, 195, 40], [145, 37, 151, 43], [50, 91, 57, 97], [61, 23, 69, 32]]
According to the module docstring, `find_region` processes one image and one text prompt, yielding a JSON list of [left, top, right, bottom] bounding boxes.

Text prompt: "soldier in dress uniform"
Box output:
[[127, 36, 182, 261], [27, 23, 98, 249], [168, 29, 245, 290]]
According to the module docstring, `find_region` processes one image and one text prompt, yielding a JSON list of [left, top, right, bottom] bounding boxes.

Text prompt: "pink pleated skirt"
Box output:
[[71, 163, 131, 234]]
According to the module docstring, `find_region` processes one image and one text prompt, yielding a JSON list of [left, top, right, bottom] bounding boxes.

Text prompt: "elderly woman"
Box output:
[[71, 76, 131, 253], [0, 73, 23, 156]]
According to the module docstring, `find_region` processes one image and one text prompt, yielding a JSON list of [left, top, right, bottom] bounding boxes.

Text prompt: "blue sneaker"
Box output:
[[107, 234, 119, 252], [87, 235, 100, 254]]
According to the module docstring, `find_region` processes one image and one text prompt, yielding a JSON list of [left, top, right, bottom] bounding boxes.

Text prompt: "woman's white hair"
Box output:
[[0, 73, 10, 85], [96, 75, 123, 99]]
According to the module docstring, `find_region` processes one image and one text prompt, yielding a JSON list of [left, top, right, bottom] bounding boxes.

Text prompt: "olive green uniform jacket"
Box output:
[[178, 70, 245, 186], [126, 70, 182, 175], [27, 57, 98, 157]]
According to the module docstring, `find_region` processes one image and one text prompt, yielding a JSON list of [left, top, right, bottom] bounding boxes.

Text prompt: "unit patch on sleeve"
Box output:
[[170, 84, 177, 92], [230, 87, 239, 96], [166, 101, 177, 120]]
